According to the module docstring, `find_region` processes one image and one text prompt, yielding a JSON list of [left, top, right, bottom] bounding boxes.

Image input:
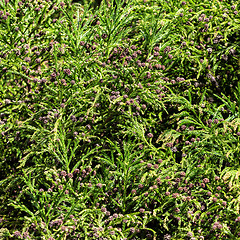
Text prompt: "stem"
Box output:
[[123, 169, 128, 213]]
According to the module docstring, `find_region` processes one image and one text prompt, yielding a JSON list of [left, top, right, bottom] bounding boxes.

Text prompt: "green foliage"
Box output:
[[0, 0, 240, 239]]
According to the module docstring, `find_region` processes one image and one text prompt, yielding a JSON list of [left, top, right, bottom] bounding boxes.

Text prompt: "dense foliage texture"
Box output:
[[0, 0, 240, 239]]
